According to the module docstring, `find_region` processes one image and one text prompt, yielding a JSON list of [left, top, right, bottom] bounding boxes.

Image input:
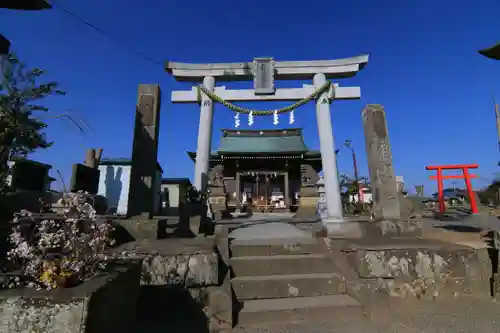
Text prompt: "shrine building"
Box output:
[[187, 128, 321, 212]]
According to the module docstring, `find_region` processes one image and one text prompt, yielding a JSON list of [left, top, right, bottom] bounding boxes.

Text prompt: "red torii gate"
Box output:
[[425, 164, 479, 215]]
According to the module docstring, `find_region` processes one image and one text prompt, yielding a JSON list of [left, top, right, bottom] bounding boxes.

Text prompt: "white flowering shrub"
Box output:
[[4, 192, 115, 290]]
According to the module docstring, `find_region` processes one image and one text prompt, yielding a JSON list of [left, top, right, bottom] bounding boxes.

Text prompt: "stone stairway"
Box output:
[[229, 237, 365, 326]]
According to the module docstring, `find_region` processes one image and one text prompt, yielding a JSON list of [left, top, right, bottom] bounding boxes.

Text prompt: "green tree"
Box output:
[[478, 180, 500, 205], [0, 53, 65, 190]]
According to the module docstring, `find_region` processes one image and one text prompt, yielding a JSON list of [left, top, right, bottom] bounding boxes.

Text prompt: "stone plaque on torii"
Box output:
[[165, 55, 369, 229]]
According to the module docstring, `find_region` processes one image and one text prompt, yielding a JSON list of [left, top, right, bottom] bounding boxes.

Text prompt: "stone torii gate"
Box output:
[[166, 55, 369, 226]]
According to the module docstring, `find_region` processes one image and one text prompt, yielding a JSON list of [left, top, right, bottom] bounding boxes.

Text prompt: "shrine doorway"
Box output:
[[238, 171, 289, 212]]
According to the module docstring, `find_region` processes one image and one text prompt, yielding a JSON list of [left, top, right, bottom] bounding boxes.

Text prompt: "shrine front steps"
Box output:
[[335, 237, 493, 305], [229, 237, 365, 326]]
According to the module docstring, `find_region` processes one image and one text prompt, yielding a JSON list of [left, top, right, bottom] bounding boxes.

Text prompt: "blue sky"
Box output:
[[2, 0, 500, 194]]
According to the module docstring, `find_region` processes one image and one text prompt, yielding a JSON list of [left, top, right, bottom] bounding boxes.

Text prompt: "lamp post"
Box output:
[[344, 140, 361, 202], [478, 42, 500, 60], [0, 1, 52, 83], [1, 1, 52, 10], [478, 43, 500, 164], [335, 148, 340, 184]]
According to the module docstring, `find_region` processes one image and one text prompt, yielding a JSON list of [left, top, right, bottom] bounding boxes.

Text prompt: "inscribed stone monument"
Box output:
[[127, 84, 161, 218], [362, 104, 401, 221]]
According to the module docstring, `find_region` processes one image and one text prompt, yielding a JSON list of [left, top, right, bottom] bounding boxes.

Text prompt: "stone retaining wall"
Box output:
[[109, 237, 232, 332], [343, 240, 492, 301], [0, 261, 142, 333]]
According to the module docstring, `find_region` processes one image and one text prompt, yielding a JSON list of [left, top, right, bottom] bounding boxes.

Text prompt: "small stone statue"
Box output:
[[300, 164, 319, 187], [208, 164, 225, 188]]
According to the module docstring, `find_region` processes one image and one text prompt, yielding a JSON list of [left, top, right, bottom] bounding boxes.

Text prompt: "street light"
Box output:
[[1, 0, 52, 82], [478, 42, 500, 60], [1, 1, 52, 10], [1, 1, 52, 54], [344, 140, 361, 202], [335, 148, 340, 183]]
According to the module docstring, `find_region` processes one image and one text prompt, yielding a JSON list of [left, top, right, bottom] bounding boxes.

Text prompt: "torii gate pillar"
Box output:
[[193, 76, 215, 192], [426, 164, 479, 215]]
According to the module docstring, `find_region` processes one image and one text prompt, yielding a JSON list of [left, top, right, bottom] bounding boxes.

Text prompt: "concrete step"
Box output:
[[230, 254, 333, 276], [238, 295, 364, 325], [230, 238, 317, 257], [232, 273, 346, 300]]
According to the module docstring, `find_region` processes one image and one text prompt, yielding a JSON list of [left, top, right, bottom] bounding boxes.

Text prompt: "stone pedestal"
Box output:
[[316, 179, 328, 219], [208, 186, 227, 220], [295, 186, 319, 218], [362, 104, 400, 221]]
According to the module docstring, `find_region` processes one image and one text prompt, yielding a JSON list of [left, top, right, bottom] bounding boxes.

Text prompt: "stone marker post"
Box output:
[[362, 104, 401, 221], [127, 84, 161, 218]]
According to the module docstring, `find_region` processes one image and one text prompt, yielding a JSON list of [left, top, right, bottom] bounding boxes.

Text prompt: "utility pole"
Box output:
[[478, 42, 500, 161], [344, 140, 361, 202], [494, 98, 500, 154]]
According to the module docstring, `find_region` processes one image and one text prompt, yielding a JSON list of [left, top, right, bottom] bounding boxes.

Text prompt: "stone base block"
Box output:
[[294, 196, 319, 218], [349, 248, 489, 280], [207, 275, 233, 332], [341, 238, 493, 304], [0, 261, 142, 333], [324, 218, 422, 239], [190, 215, 202, 236], [112, 218, 159, 240], [108, 239, 219, 287], [365, 219, 423, 238], [325, 220, 364, 239]]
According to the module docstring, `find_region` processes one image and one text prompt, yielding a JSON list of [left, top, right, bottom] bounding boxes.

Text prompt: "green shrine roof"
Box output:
[[217, 129, 308, 154]]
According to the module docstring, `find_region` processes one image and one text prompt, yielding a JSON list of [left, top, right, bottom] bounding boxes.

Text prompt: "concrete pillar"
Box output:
[[128, 84, 161, 218], [284, 171, 290, 208], [235, 171, 241, 211], [194, 76, 215, 193], [314, 73, 343, 222]]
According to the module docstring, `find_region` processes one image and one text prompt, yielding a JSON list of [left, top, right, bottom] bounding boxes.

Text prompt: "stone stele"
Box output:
[[362, 104, 401, 221]]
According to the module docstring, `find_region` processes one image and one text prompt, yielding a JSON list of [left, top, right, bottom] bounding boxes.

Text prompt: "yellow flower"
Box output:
[[40, 270, 54, 285]]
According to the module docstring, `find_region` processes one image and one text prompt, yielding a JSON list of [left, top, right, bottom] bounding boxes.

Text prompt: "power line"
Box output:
[[50, 1, 164, 68]]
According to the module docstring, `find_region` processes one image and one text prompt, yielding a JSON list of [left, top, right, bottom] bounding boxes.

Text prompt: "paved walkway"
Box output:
[[229, 222, 313, 240], [232, 297, 500, 333], [419, 212, 500, 249]]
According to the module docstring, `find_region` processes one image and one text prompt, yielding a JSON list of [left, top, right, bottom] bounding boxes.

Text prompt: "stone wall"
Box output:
[[0, 261, 142, 333], [343, 240, 492, 301], [108, 237, 231, 331]]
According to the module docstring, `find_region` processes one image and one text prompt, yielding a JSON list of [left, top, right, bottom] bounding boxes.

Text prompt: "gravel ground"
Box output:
[[232, 297, 500, 333]]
